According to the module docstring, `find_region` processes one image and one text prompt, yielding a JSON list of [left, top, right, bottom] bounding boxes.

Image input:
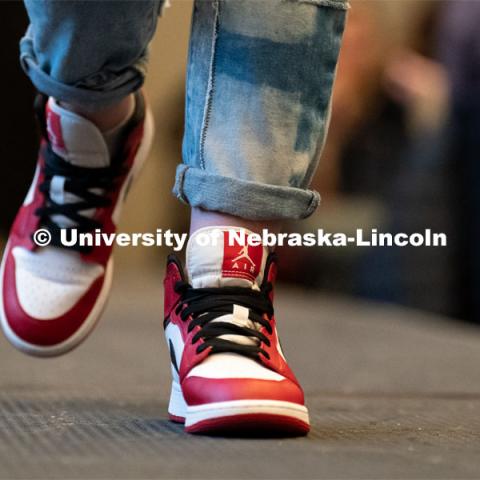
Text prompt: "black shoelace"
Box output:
[[174, 280, 274, 360], [34, 144, 126, 253]]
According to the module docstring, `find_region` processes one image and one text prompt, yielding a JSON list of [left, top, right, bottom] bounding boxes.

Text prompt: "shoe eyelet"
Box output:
[[196, 344, 206, 355]]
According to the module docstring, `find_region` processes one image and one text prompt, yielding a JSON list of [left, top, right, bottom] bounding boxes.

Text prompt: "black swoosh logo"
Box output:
[[168, 339, 179, 374]]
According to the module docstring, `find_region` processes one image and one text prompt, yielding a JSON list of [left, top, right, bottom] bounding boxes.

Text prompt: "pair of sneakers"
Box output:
[[0, 94, 310, 435]]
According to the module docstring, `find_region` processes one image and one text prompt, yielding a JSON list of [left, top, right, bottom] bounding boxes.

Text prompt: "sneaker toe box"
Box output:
[[182, 354, 305, 406], [1, 246, 106, 347]]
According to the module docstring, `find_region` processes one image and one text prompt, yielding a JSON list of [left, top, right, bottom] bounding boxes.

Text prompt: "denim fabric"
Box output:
[[176, 0, 347, 219], [20, 0, 347, 220], [21, 0, 165, 109]]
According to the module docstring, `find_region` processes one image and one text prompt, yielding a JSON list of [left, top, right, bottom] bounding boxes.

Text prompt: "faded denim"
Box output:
[[20, 0, 347, 220]]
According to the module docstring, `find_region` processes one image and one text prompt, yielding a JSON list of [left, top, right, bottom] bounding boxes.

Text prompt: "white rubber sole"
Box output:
[[0, 109, 154, 357], [168, 380, 310, 430]]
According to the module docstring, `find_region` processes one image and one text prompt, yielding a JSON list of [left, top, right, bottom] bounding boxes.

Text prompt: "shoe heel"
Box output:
[[168, 380, 187, 422]]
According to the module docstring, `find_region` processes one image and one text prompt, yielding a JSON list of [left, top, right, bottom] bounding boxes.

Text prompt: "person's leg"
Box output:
[[21, 0, 163, 111], [1, 1, 162, 356], [165, 0, 347, 435], [189, 208, 281, 235], [21, 0, 165, 132], [177, 0, 347, 227]]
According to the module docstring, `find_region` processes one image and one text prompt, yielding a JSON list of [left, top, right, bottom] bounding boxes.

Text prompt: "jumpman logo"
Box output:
[[231, 246, 254, 267]]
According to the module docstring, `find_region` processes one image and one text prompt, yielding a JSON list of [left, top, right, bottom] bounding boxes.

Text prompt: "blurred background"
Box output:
[[1, 0, 478, 322]]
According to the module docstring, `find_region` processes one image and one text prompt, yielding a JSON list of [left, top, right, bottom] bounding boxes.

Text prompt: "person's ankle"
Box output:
[[59, 94, 135, 132], [53, 95, 135, 158], [189, 208, 282, 238]]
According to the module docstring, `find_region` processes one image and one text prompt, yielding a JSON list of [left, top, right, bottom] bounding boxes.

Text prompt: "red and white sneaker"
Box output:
[[163, 227, 310, 435], [0, 93, 153, 356]]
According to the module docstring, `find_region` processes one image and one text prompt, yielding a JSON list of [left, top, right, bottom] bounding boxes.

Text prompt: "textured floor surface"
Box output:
[[1, 268, 480, 479]]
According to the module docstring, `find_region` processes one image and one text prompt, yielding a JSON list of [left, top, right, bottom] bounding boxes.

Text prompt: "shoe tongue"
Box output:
[[186, 227, 268, 289], [46, 98, 110, 168]]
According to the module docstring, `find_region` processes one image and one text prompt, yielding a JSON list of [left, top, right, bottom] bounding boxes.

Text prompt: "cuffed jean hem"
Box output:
[[20, 55, 144, 109], [299, 0, 350, 10], [173, 165, 320, 220]]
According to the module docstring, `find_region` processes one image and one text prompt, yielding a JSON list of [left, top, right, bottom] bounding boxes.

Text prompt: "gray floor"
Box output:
[[1, 268, 480, 479]]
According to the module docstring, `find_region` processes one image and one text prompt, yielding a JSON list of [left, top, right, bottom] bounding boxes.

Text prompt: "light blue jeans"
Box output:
[[21, 0, 347, 220]]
